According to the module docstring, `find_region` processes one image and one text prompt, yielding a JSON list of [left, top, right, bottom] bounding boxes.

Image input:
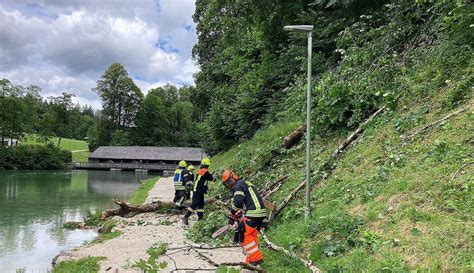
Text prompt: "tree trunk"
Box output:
[[282, 125, 306, 149], [57, 137, 62, 148]]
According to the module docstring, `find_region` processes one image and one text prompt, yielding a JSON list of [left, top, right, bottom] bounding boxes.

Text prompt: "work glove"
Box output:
[[228, 218, 235, 225]]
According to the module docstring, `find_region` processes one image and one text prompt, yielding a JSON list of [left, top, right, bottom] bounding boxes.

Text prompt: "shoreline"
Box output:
[[52, 177, 246, 272]]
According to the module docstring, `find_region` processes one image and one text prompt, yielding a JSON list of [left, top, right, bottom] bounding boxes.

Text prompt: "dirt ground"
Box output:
[[54, 177, 246, 272]]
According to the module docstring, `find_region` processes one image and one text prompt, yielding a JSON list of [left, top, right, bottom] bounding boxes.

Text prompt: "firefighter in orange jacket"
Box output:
[[222, 169, 266, 266]]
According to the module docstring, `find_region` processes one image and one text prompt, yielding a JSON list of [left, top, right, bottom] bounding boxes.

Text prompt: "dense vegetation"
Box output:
[[0, 80, 94, 147], [0, 144, 71, 170], [192, 0, 472, 155], [89, 64, 203, 150], [187, 0, 473, 271]]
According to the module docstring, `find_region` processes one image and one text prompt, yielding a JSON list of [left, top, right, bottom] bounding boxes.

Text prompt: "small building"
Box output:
[[2, 138, 19, 147], [88, 146, 206, 166]]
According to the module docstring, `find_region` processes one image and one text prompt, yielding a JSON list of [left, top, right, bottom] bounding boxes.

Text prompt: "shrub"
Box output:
[[0, 144, 71, 170]]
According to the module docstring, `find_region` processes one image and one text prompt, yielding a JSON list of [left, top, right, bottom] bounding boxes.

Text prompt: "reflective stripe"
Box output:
[[197, 209, 204, 212], [247, 183, 261, 211], [243, 241, 256, 250], [245, 209, 267, 217], [246, 247, 259, 254], [187, 207, 194, 212], [234, 191, 245, 196], [193, 174, 202, 191]]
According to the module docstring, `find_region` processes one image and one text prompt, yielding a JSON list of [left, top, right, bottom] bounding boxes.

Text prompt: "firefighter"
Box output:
[[173, 160, 188, 209], [185, 164, 195, 200], [222, 169, 266, 266], [182, 158, 213, 225]]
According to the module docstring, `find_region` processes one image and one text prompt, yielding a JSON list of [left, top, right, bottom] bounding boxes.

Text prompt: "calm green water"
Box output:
[[0, 170, 154, 272]]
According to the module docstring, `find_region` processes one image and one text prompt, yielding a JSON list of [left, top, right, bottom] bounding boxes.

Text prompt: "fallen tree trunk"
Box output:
[[274, 180, 306, 216], [332, 106, 385, 157], [261, 231, 320, 273], [101, 198, 220, 219], [404, 105, 472, 141], [282, 125, 306, 149]]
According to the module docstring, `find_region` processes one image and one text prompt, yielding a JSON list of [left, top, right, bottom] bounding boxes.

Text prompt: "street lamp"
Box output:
[[284, 25, 313, 220]]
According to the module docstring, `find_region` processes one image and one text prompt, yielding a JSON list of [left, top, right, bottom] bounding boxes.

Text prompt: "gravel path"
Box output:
[[54, 177, 246, 272]]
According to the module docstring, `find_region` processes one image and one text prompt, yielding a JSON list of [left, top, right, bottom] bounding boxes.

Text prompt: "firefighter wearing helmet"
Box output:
[[182, 158, 214, 225], [222, 169, 266, 266], [173, 160, 188, 209]]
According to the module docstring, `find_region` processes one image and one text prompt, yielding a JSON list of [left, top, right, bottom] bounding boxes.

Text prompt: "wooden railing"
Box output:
[[72, 162, 177, 171]]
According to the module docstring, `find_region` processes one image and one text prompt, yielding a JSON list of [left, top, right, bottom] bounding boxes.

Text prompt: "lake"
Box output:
[[0, 170, 154, 272]]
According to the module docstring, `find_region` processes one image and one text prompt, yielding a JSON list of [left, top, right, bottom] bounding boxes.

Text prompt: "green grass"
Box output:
[[21, 134, 88, 151], [52, 256, 106, 273], [72, 150, 90, 162], [128, 177, 160, 205]]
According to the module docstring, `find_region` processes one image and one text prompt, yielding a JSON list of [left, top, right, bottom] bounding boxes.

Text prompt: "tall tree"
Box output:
[[40, 92, 75, 147], [92, 63, 143, 148], [93, 63, 143, 128]]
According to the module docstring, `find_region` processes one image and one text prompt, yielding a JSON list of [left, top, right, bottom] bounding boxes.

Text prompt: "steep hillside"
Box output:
[[188, 1, 473, 271]]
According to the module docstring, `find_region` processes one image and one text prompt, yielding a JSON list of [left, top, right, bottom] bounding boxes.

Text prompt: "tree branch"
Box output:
[[261, 231, 320, 273]]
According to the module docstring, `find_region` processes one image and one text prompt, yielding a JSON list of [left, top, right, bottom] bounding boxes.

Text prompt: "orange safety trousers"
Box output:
[[241, 222, 263, 264]]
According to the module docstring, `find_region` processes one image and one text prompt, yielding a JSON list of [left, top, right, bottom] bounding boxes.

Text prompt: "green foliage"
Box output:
[[186, 210, 232, 244], [63, 222, 82, 230], [52, 256, 106, 273], [127, 243, 168, 272], [99, 231, 122, 241], [0, 144, 71, 170], [128, 177, 159, 205], [83, 210, 102, 227]]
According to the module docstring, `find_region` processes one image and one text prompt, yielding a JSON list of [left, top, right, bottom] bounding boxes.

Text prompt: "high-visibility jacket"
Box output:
[[193, 167, 213, 193], [185, 171, 194, 189], [231, 179, 267, 218], [173, 167, 187, 191]]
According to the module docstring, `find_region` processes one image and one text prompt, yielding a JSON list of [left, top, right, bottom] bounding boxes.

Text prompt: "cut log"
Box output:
[[282, 125, 306, 149], [261, 231, 320, 273]]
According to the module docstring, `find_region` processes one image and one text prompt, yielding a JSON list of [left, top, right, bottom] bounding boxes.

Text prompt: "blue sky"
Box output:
[[0, 0, 198, 108]]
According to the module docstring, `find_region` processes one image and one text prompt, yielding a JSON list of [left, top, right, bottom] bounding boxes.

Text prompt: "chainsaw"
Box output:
[[211, 210, 243, 239]]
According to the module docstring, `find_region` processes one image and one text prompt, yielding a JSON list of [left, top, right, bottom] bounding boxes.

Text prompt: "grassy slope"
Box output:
[[128, 177, 160, 205], [205, 41, 473, 271], [20, 134, 90, 162]]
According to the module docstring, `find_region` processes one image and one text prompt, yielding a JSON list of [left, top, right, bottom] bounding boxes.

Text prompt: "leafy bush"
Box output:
[[52, 256, 105, 273], [83, 210, 102, 227], [0, 144, 71, 170]]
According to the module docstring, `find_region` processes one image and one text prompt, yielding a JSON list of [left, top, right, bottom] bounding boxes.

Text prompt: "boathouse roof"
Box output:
[[89, 146, 206, 162]]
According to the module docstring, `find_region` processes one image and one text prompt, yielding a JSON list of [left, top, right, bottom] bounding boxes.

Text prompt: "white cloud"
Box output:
[[0, 0, 198, 109]]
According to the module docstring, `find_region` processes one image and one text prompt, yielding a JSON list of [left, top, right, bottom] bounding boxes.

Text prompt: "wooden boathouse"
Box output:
[[73, 146, 206, 173]]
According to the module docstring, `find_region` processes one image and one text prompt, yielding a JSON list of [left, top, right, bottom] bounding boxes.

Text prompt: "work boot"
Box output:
[[182, 211, 192, 225]]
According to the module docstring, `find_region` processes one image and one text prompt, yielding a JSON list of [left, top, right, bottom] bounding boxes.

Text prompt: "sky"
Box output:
[[0, 0, 198, 109]]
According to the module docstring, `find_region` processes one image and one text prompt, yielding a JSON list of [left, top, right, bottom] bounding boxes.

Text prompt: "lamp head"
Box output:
[[283, 25, 314, 32]]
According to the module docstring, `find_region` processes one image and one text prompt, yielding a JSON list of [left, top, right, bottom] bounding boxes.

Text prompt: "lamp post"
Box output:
[[284, 25, 313, 220]]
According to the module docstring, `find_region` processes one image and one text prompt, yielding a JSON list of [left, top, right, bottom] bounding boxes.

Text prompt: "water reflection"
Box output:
[[0, 170, 153, 272]]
